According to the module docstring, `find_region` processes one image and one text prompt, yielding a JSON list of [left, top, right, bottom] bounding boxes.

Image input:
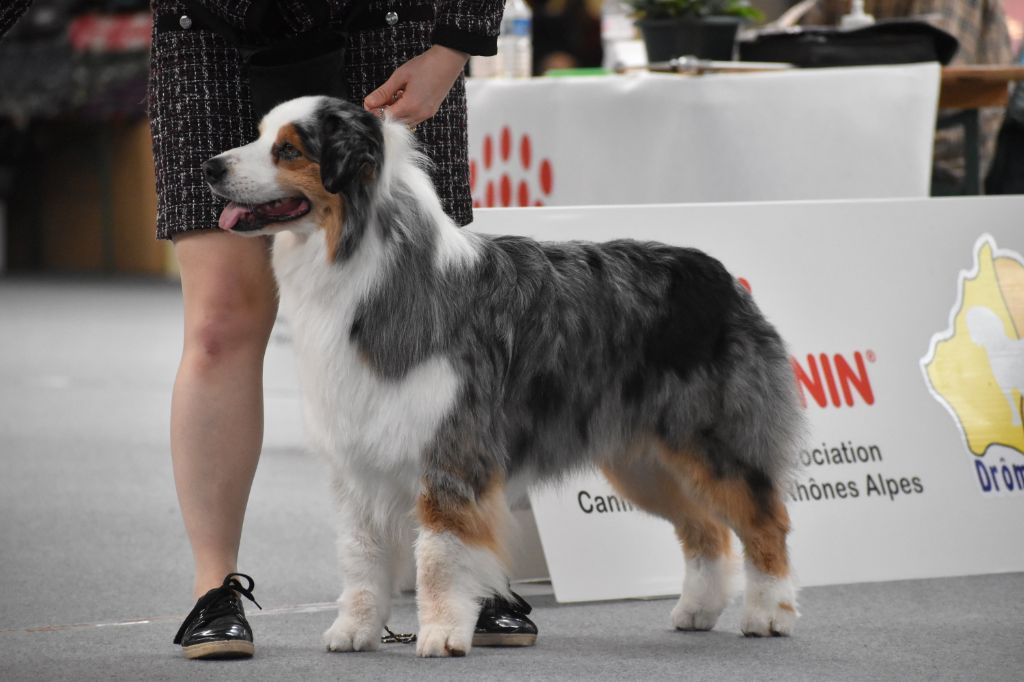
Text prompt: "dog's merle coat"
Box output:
[[207, 97, 803, 657]]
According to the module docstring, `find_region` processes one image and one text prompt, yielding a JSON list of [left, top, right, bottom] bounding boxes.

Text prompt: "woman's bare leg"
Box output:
[[170, 230, 278, 598]]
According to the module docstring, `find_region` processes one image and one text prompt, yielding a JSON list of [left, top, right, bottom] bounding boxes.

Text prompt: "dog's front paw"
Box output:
[[672, 598, 726, 631], [323, 614, 381, 652], [416, 624, 473, 658], [740, 575, 798, 637]]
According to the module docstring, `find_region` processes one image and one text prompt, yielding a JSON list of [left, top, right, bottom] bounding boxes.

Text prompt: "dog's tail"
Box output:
[[714, 284, 805, 488]]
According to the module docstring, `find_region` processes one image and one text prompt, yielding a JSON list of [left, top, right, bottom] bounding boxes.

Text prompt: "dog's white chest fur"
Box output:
[[272, 230, 462, 477]]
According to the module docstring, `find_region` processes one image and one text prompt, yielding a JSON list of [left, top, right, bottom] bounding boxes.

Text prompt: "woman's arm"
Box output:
[[363, 44, 470, 126], [363, 0, 505, 126]]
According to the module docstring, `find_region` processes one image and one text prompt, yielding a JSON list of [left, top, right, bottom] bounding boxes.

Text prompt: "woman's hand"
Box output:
[[363, 45, 470, 126]]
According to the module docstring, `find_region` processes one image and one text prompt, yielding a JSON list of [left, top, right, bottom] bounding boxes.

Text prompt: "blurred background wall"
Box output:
[[1, 1, 1021, 276], [0, 0, 162, 275]]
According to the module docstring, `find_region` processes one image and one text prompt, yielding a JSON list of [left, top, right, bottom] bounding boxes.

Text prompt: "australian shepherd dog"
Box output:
[[204, 96, 803, 657]]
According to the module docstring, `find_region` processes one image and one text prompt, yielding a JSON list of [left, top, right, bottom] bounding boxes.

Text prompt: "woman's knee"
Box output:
[[185, 291, 277, 363], [174, 231, 278, 365]]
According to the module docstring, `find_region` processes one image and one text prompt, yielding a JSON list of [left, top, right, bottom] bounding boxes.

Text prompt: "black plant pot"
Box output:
[[637, 16, 741, 62]]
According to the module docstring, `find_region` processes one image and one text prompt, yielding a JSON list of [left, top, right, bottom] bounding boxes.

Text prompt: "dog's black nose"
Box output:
[[203, 157, 227, 184]]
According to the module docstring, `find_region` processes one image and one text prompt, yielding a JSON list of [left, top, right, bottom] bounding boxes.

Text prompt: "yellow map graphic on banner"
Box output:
[[923, 236, 1024, 457]]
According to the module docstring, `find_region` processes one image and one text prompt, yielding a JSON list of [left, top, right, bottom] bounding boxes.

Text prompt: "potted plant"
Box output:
[[627, 0, 764, 62]]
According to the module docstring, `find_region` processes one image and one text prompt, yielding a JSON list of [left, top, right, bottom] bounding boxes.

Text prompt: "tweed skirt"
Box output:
[[147, 0, 472, 240]]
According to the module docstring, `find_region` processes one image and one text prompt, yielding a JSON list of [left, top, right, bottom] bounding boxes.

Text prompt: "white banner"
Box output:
[[473, 197, 1024, 602], [466, 64, 940, 208]]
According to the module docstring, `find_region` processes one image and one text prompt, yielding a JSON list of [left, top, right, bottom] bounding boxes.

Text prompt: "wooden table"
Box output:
[[938, 66, 1024, 194], [940, 66, 1024, 109]]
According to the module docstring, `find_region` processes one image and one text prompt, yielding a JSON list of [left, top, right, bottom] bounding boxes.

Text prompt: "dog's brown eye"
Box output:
[[275, 142, 301, 161]]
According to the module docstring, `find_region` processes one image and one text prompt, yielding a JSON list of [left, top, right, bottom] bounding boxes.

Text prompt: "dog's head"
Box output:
[[204, 96, 384, 259]]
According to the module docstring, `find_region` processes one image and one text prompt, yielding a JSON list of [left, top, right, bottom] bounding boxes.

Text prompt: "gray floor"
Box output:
[[1, 277, 1021, 681]]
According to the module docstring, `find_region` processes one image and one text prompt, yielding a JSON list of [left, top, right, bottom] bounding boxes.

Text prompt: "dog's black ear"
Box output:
[[311, 99, 384, 260], [318, 100, 383, 197]]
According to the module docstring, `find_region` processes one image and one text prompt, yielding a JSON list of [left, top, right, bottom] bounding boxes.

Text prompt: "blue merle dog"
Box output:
[[204, 96, 803, 657]]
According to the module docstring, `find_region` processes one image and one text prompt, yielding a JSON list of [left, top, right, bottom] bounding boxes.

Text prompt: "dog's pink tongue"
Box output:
[[219, 202, 251, 230]]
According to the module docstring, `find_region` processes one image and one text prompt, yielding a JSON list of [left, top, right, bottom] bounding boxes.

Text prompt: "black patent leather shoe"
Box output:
[[173, 573, 262, 659], [473, 590, 538, 647]]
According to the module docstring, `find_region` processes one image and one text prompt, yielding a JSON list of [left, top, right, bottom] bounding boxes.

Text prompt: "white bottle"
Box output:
[[840, 0, 875, 30], [497, 0, 533, 78], [601, 0, 636, 70]]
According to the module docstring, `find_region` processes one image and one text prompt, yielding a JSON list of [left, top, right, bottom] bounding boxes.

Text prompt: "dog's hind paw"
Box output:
[[323, 616, 381, 652], [415, 624, 473, 658], [740, 575, 798, 637], [671, 555, 732, 632], [740, 600, 797, 637], [672, 601, 724, 631]]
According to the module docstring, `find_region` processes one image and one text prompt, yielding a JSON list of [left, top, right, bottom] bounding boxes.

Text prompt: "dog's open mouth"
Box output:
[[219, 197, 311, 232]]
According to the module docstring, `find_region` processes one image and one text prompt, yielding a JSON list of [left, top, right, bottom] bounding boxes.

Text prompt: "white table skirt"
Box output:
[[465, 63, 941, 207]]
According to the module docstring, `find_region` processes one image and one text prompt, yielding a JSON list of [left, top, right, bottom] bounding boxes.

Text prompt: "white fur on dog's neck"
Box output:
[[374, 117, 480, 271], [269, 107, 486, 494]]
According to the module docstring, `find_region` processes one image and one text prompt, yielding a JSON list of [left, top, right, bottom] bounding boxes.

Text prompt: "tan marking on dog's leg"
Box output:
[[601, 460, 732, 560], [417, 478, 510, 565], [414, 479, 510, 657], [655, 444, 798, 636], [601, 456, 734, 631], [655, 446, 790, 578]]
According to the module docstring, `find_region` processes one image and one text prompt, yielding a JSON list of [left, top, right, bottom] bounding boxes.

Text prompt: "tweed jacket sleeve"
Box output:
[[0, 0, 32, 41], [432, 0, 504, 56]]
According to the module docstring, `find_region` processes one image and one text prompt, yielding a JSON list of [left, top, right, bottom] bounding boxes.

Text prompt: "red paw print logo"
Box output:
[[471, 127, 554, 208]]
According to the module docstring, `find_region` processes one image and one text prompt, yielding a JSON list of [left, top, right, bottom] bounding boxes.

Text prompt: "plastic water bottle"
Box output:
[[497, 0, 532, 78], [840, 0, 875, 30], [601, 0, 636, 70]]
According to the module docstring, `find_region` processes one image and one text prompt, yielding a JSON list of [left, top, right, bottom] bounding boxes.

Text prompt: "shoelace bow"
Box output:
[[222, 573, 262, 610], [480, 590, 533, 615], [173, 573, 262, 644], [507, 590, 532, 615]]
